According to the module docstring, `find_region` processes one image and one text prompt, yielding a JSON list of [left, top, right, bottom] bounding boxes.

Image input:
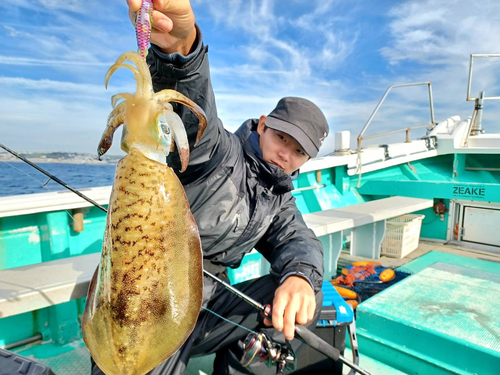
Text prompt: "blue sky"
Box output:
[[1, 0, 499, 157]]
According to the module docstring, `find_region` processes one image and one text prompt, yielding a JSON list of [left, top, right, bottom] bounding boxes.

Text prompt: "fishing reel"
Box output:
[[241, 332, 296, 375]]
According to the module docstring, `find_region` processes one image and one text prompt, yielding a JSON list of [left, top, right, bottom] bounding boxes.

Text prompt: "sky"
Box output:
[[1, 0, 500, 157]]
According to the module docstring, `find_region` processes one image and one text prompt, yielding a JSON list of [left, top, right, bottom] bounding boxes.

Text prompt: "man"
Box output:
[[92, 1, 330, 374]]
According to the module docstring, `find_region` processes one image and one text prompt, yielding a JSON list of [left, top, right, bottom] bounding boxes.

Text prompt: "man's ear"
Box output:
[[256, 115, 267, 135]]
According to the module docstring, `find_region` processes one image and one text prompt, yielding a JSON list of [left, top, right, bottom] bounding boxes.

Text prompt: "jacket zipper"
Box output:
[[204, 211, 241, 253]]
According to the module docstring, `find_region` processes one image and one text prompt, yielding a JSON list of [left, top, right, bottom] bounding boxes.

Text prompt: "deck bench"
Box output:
[[0, 196, 432, 319], [0, 253, 99, 319], [303, 196, 433, 280]]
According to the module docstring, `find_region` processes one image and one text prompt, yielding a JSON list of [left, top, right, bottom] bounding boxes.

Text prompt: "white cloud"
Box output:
[[192, 0, 362, 151], [35, 0, 86, 12], [0, 55, 112, 67], [0, 76, 134, 97], [0, 95, 112, 152], [381, 0, 500, 65], [377, 0, 500, 136]]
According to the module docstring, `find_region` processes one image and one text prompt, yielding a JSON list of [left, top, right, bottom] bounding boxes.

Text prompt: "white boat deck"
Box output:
[[337, 239, 500, 271]]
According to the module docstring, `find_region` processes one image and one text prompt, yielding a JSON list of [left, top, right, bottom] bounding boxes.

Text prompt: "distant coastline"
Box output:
[[0, 151, 122, 165]]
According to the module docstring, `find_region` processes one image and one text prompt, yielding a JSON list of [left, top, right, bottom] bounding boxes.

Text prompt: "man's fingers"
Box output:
[[307, 299, 316, 322], [263, 318, 272, 327], [128, 9, 137, 25], [283, 308, 297, 340], [127, 2, 173, 32], [271, 277, 317, 341], [127, 0, 141, 12], [271, 299, 285, 332], [295, 300, 309, 326], [152, 11, 173, 32]]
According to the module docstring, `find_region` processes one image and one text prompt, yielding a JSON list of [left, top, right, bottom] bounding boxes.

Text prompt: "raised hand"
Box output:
[[127, 0, 197, 55]]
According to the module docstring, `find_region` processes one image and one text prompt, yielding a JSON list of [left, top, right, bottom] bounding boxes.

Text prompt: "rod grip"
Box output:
[[294, 324, 340, 361]]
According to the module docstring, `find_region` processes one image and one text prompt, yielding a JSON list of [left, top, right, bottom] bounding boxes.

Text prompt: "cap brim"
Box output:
[[265, 116, 318, 157]]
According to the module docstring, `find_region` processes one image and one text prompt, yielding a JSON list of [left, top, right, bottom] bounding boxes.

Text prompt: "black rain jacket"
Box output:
[[146, 33, 324, 293]]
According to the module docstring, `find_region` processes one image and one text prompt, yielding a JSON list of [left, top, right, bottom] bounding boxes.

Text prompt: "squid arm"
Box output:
[[112, 51, 152, 95], [105, 63, 143, 97], [153, 90, 207, 146], [111, 93, 134, 108], [159, 110, 190, 173], [98, 102, 126, 159]]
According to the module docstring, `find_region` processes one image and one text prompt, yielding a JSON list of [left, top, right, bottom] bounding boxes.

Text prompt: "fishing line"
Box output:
[[0, 143, 107, 213], [1, 160, 54, 190], [201, 306, 258, 335], [0, 159, 77, 221]]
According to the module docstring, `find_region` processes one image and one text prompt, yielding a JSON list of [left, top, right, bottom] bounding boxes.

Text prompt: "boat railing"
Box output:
[[463, 53, 500, 147], [356, 82, 436, 187]]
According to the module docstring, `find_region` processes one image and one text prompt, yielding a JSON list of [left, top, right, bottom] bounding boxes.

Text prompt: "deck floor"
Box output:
[[338, 240, 500, 270], [353, 249, 500, 375]]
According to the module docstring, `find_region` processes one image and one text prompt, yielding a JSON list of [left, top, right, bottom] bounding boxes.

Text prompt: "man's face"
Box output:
[[257, 116, 310, 175]]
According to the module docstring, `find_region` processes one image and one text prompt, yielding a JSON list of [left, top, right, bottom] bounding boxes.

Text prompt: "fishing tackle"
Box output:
[[136, 0, 153, 59], [241, 332, 296, 374]]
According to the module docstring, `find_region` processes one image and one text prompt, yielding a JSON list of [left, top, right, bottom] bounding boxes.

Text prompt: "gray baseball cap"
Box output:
[[265, 97, 329, 158]]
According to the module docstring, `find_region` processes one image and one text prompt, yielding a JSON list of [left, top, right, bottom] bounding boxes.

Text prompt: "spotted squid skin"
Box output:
[[82, 148, 203, 375]]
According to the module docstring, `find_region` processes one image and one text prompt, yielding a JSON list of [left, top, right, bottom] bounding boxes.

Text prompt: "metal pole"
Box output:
[[466, 54, 474, 101], [466, 54, 500, 101], [1, 334, 43, 350], [463, 103, 478, 148], [428, 82, 435, 126], [471, 91, 485, 135], [358, 82, 433, 141]]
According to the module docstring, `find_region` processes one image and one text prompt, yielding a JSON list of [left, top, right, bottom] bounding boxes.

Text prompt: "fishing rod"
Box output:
[[2, 144, 371, 375], [203, 272, 370, 375], [0, 143, 107, 212]]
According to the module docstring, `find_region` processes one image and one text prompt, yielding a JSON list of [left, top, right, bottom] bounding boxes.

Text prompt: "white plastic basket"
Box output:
[[381, 214, 425, 258]]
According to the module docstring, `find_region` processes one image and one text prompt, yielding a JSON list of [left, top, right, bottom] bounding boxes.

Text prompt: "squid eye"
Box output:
[[158, 115, 170, 136], [161, 123, 170, 135]]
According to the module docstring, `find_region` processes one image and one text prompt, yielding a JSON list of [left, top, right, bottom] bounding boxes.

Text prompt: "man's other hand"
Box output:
[[126, 0, 196, 55], [264, 276, 316, 340]]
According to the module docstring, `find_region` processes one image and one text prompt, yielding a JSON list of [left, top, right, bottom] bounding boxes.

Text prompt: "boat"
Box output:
[[1, 54, 499, 374]]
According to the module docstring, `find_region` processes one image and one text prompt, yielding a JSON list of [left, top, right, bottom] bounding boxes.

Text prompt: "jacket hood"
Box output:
[[235, 119, 294, 194]]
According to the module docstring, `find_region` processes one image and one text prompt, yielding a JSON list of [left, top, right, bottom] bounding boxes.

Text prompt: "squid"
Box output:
[[82, 51, 207, 375]]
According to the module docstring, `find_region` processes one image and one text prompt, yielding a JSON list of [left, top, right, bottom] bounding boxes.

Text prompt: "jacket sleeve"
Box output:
[[146, 26, 228, 182], [256, 196, 324, 293]]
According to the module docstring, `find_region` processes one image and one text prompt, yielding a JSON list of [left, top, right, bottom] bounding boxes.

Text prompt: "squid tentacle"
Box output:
[[113, 52, 152, 95], [98, 102, 126, 159], [105, 63, 143, 96], [154, 90, 207, 146], [111, 93, 134, 108]]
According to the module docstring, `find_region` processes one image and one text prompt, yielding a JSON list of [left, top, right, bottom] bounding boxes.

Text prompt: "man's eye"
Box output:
[[277, 134, 286, 141], [297, 150, 306, 156]]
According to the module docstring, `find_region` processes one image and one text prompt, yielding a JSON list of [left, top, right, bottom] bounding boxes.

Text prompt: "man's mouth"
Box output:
[[271, 161, 284, 171]]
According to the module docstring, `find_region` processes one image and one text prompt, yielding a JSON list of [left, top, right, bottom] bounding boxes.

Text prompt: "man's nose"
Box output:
[[277, 148, 290, 161]]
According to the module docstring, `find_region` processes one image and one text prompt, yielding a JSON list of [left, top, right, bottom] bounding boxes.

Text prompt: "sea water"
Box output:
[[0, 161, 116, 197]]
